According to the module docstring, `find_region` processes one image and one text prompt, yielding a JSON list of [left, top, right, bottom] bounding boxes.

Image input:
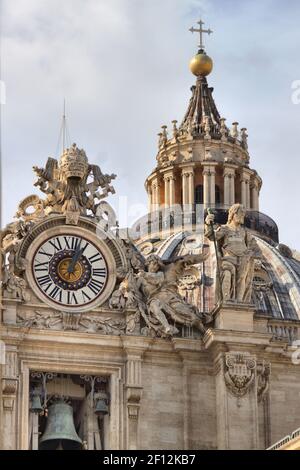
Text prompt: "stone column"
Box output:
[[230, 173, 235, 206], [169, 175, 175, 207], [246, 180, 250, 210], [223, 171, 230, 207], [156, 182, 161, 209], [203, 168, 210, 207], [122, 343, 144, 451], [188, 170, 194, 205], [241, 178, 247, 208], [151, 178, 161, 211], [240, 170, 251, 210], [164, 175, 170, 207], [181, 167, 195, 209], [210, 166, 216, 206], [182, 171, 188, 206], [1, 344, 19, 450], [223, 165, 237, 207], [203, 163, 217, 207], [151, 182, 156, 210], [147, 186, 152, 213], [251, 179, 259, 211]]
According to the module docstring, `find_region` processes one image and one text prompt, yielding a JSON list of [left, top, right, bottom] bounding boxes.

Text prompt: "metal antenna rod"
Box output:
[[62, 98, 66, 153]]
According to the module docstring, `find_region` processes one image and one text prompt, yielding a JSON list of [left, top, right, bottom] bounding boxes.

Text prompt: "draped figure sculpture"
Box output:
[[205, 204, 260, 304]]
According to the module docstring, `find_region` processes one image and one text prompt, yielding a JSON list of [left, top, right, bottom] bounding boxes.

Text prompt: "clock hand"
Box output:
[[68, 239, 84, 274]]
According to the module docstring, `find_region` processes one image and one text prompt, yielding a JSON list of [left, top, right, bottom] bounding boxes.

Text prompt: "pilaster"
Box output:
[[250, 178, 260, 211], [1, 344, 19, 450], [214, 351, 259, 449], [240, 169, 252, 210], [181, 166, 195, 207], [122, 338, 148, 451], [202, 162, 218, 207], [223, 164, 237, 207]]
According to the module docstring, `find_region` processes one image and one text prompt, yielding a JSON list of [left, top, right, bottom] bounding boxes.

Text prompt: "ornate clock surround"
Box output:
[[17, 216, 127, 312]]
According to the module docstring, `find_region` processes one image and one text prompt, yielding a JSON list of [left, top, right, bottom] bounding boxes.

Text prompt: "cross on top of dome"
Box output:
[[189, 19, 213, 52]]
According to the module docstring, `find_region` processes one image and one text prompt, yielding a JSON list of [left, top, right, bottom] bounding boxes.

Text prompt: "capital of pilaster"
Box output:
[[250, 175, 261, 190], [202, 162, 217, 175], [182, 171, 194, 178], [162, 169, 175, 181], [180, 165, 195, 177], [240, 168, 253, 182], [223, 163, 238, 178], [250, 180, 259, 190]]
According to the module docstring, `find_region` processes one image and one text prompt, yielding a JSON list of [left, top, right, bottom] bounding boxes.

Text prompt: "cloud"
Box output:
[[1, 0, 300, 249]]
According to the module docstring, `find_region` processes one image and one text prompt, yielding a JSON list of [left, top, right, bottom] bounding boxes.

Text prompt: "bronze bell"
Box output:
[[30, 392, 43, 414], [94, 391, 109, 417], [39, 400, 82, 450]]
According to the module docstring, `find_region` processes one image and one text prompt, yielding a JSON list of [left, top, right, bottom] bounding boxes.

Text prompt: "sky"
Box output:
[[1, 0, 300, 249]]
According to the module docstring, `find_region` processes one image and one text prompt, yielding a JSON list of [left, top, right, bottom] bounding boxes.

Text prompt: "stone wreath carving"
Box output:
[[224, 353, 256, 398]]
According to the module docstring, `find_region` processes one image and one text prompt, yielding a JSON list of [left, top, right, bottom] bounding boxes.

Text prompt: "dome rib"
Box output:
[[180, 76, 221, 135]]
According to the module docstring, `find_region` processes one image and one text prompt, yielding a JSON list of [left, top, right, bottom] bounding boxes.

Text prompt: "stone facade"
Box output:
[[1, 301, 300, 450], [1, 20, 300, 451]]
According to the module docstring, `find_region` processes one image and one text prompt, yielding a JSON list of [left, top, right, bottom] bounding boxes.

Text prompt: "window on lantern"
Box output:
[[215, 185, 221, 205]]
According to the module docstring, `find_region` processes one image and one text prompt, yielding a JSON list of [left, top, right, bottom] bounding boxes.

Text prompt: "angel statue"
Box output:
[[137, 254, 208, 336], [110, 244, 209, 337]]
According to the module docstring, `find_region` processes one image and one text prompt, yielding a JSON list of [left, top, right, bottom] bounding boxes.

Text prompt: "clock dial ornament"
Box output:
[[32, 234, 109, 311]]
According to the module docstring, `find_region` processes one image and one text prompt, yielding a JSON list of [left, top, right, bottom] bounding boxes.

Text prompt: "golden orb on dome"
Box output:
[[189, 52, 213, 77]]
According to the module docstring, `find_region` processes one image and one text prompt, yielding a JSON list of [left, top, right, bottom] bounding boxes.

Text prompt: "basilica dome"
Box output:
[[132, 29, 300, 328]]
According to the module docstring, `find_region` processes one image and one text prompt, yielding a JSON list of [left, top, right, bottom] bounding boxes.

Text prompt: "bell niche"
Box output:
[[29, 372, 109, 451]]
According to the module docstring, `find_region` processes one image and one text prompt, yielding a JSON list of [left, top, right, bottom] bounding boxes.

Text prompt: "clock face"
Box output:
[[32, 234, 108, 309]]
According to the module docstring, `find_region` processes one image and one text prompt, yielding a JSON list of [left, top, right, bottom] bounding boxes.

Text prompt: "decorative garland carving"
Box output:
[[17, 310, 127, 335], [257, 361, 271, 402]]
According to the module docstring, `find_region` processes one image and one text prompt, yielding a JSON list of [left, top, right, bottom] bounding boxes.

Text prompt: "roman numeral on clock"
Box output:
[[81, 290, 91, 302], [34, 234, 108, 307], [88, 253, 103, 264], [37, 274, 52, 287], [34, 261, 49, 272], [63, 236, 88, 252], [37, 248, 52, 259], [92, 268, 106, 278], [48, 237, 62, 252], [67, 291, 78, 305], [88, 278, 104, 295], [49, 285, 62, 301], [63, 236, 76, 250]]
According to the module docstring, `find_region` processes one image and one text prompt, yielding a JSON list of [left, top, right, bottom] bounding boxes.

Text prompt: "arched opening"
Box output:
[[195, 185, 203, 205]]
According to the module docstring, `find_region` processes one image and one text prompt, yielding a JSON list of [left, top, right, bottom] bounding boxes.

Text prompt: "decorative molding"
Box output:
[[2, 377, 18, 395], [3, 398, 15, 411], [17, 310, 127, 335], [126, 386, 143, 420]]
